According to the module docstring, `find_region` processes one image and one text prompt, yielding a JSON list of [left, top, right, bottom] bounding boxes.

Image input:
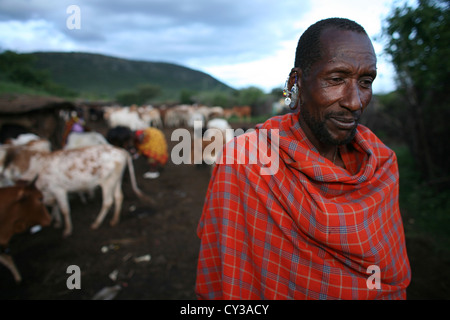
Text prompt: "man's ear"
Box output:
[[289, 67, 302, 91]]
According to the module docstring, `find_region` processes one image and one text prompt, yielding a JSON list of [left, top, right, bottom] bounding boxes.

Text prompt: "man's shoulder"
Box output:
[[356, 124, 397, 162], [255, 112, 295, 130], [357, 124, 389, 147]]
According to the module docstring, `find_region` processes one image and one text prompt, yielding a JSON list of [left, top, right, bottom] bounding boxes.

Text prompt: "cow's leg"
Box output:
[[78, 188, 96, 204], [77, 191, 88, 204], [54, 192, 72, 237], [0, 253, 22, 283], [110, 181, 123, 226], [91, 183, 114, 230], [51, 204, 62, 228]]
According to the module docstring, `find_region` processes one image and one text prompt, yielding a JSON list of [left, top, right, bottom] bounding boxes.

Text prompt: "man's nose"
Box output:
[[340, 80, 363, 112]]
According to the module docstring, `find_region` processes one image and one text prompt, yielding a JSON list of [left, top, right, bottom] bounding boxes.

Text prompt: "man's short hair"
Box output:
[[294, 18, 368, 75]]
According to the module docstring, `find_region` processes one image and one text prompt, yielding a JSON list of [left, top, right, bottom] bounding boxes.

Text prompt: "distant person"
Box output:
[[195, 18, 411, 299], [134, 127, 168, 179], [62, 111, 88, 147]]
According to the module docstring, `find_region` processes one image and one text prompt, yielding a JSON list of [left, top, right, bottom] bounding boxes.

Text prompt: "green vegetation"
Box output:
[[378, 0, 450, 251], [0, 50, 278, 117], [379, 0, 450, 298], [116, 83, 163, 105], [395, 145, 450, 249], [27, 51, 234, 101], [0, 80, 52, 96], [381, 0, 450, 183], [0, 50, 77, 98]]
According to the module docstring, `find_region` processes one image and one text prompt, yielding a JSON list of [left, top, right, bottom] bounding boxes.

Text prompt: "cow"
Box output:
[[0, 136, 52, 187], [138, 105, 163, 128], [0, 123, 30, 144], [207, 106, 225, 119], [164, 106, 188, 128], [3, 144, 152, 237], [64, 131, 109, 150], [105, 105, 148, 130], [191, 118, 235, 168], [232, 105, 252, 121], [8, 133, 40, 146], [0, 178, 52, 283], [206, 118, 234, 142], [187, 110, 206, 128], [63, 131, 111, 203]]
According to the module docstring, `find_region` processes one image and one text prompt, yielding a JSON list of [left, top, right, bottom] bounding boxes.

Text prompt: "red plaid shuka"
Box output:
[[195, 112, 411, 300]]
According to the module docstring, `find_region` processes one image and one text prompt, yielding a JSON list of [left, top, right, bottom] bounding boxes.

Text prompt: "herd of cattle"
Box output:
[[0, 103, 252, 283], [102, 103, 251, 130]]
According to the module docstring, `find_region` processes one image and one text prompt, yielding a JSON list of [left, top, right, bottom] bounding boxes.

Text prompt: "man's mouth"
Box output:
[[328, 116, 358, 130]]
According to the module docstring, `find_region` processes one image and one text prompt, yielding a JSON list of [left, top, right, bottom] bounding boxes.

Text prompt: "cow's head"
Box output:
[[12, 177, 52, 234]]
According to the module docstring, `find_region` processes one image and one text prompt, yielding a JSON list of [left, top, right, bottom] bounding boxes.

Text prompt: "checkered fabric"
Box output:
[[195, 112, 411, 300]]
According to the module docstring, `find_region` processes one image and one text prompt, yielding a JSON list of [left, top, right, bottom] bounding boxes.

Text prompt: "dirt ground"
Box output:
[[0, 122, 214, 300], [0, 118, 448, 300]]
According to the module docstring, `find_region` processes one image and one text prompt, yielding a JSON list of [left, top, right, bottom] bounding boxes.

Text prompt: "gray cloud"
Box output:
[[0, 0, 397, 93], [0, 0, 309, 65]]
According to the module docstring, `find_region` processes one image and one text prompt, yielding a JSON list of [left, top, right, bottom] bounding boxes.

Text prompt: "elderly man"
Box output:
[[195, 18, 411, 300]]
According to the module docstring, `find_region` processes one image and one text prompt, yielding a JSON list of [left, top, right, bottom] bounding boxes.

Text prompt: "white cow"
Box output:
[[106, 106, 148, 130], [164, 106, 189, 128], [63, 131, 110, 203], [3, 144, 151, 237], [191, 118, 235, 167], [139, 106, 163, 128], [64, 131, 109, 150], [206, 118, 234, 143]]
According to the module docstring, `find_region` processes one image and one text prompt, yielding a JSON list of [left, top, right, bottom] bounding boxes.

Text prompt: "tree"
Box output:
[[115, 90, 139, 105], [136, 84, 161, 104], [0, 50, 48, 87], [0, 50, 77, 97], [236, 86, 264, 105], [381, 0, 450, 183], [115, 83, 161, 105]]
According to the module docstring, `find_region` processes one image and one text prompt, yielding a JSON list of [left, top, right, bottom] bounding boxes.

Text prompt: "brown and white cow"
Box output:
[[3, 144, 152, 237], [0, 178, 52, 282], [0, 136, 52, 187], [232, 105, 252, 121]]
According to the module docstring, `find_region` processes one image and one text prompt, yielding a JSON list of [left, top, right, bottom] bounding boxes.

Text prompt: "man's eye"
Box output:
[[360, 78, 373, 88], [329, 77, 343, 84]]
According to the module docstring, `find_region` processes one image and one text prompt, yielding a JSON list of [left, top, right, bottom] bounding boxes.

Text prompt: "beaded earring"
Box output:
[[283, 73, 299, 110]]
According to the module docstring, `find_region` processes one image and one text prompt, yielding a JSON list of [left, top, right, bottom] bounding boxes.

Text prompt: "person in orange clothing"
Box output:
[[134, 127, 168, 179], [195, 18, 411, 300]]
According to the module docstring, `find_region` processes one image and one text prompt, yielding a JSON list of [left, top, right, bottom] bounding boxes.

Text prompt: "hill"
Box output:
[[27, 52, 234, 101]]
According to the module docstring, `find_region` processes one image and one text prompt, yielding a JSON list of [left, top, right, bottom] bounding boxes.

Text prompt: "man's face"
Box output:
[[298, 28, 377, 146]]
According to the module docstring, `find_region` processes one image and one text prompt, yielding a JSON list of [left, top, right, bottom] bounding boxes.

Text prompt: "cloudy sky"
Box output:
[[0, 0, 414, 94]]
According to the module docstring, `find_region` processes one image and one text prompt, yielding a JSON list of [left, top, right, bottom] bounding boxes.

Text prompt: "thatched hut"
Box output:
[[0, 94, 76, 149]]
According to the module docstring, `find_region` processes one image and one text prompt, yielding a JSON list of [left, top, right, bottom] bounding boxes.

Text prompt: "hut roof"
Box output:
[[0, 94, 75, 114]]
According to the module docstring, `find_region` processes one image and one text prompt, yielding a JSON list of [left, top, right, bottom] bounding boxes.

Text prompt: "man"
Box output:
[[195, 18, 411, 299]]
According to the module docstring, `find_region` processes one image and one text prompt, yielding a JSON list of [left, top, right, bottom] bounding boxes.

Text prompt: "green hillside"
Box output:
[[27, 52, 234, 101]]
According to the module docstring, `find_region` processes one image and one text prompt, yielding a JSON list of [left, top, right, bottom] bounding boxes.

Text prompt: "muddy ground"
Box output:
[[0, 120, 448, 300]]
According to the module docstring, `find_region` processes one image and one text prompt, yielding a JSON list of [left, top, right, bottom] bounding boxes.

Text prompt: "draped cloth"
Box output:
[[135, 127, 168, 166], [195, 112, 411, 300]]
